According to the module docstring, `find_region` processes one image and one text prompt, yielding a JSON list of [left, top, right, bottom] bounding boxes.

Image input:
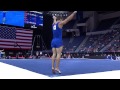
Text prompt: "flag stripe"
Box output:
[[0, 42, 32, 46], [0, 26, 33, 50], [16, 33, 33, 37], [0, 39, 32, 43], [16, 36, 32, 40], [0, 45, 31, 49], [16, 30, 33, 34]]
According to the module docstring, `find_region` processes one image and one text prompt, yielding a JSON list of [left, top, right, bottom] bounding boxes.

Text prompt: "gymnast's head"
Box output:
[[53, 16, 63, 22]]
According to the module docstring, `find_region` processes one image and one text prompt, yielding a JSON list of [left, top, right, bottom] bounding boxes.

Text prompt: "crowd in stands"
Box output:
[[78, 28, 120, 53], [0, 50, 120, 60], [105, 35, 120, 52]]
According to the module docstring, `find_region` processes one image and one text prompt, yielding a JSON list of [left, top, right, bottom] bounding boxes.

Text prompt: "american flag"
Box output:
[[0, 26, 33, 50]]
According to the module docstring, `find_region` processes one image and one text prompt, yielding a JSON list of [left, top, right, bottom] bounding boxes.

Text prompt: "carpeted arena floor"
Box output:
[[0, 59, 120, 77]]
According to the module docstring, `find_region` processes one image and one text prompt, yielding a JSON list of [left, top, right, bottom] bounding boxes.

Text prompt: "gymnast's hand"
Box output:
[[73, 11, 77, 14], [53, 16, 57, 20]]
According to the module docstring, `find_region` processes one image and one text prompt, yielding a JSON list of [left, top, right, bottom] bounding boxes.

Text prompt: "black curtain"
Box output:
[[43, 13, 53, 50], [77, 11, 83, 21]]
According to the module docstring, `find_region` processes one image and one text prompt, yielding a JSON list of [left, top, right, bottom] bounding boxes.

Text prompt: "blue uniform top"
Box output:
[[51, 22, 63, 48], [52, 22, 62, 40]]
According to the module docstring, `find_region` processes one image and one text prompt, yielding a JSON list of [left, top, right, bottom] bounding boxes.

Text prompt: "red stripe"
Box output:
[[5, 48, 30, 50], [16, 30, 33, 34], [0, 41, 32, 44], [16, 35, 32, 38], [0, 43, 31, 46], [0, 45, 31, 49], [16, 38, 32, 42], [16, 33, 32, 37], [0, 39, 32, 43], [0, 42, 32, 46], [16, 28, 32, 31], [16, 36, 32, 40]]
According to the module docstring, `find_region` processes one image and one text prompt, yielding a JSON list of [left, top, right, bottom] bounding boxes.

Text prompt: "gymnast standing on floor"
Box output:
[[51, 11, 77, 74]]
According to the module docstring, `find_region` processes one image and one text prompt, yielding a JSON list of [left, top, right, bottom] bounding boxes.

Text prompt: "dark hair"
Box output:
[[56, 16, 63, 21]]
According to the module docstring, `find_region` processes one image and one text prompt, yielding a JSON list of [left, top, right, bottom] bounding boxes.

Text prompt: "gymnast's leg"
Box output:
[[51, 48, 56, 74], [55, 46, 63, 74]]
